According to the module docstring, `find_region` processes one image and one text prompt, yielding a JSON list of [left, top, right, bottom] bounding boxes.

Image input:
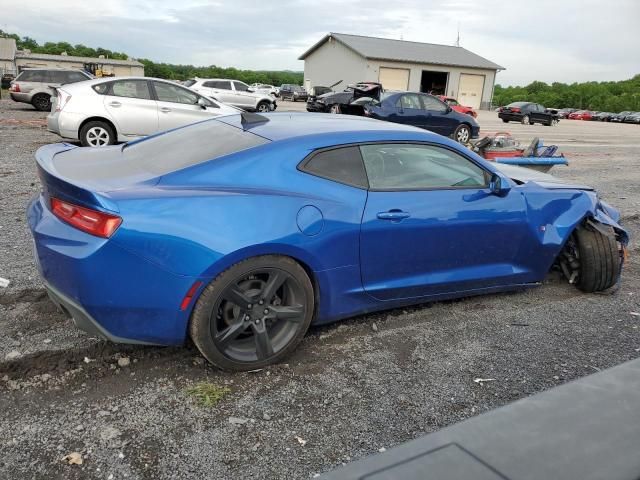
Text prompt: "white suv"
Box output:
[[186, 78, 276, 112]]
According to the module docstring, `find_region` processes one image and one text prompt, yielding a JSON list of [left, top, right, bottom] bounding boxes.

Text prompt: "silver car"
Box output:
[[185, 78, 276, 112], [47, 76, 240, 147], [9, 68, 93, 111]]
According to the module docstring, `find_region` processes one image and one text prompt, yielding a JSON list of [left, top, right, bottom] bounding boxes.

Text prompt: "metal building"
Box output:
[[299, 33, 504, 110]]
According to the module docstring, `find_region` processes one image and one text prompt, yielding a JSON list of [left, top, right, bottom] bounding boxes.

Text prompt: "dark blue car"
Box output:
[[353, 91, 480, 143], [28, 112, 627, 371]]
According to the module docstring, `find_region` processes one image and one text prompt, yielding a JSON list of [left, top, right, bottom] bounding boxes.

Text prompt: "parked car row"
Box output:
[[555, 108, 639, 123], [306, 82, 479, 144]]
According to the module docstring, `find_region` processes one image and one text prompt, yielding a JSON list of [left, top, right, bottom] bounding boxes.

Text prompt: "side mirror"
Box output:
[[197, 97, 208, 109], [489, 172, 511, 197]]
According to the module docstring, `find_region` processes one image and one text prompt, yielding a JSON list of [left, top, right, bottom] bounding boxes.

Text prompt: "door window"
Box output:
[[300, 147, 368, 188], [66, 71, 90, 83], [111, 80, 151, 99], [153, 82, 198, 104], [203, 80, 231, 89], [397, 94, 422, 109], [360, 144, 488, 190], [17, 70, 46, 82], [233, 81, 249, 92], [421, 95, 448, 112]]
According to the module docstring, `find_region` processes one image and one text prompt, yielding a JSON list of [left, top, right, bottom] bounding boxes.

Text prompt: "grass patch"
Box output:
[[186, 382, 231, 407]]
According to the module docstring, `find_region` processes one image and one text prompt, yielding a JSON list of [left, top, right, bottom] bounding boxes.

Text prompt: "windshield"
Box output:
[[183, 79, 196, 87]]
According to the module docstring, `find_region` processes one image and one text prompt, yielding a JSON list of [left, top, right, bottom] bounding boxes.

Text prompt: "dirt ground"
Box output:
[[1, 96, 639, 480]]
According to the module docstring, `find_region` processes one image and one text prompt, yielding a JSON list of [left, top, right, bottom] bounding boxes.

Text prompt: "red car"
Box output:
[[568, 110, 592, 121], [438, 96, 477, 118]]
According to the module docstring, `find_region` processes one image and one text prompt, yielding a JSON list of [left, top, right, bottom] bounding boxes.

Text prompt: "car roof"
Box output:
[[63, 76, 180, 87], [216, 112, 442, 143]]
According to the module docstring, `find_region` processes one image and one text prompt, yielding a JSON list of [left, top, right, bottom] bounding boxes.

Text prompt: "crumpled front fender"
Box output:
[[595, 200, 629, 245]]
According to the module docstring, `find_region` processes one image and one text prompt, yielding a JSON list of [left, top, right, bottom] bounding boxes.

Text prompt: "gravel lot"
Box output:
[[1, 95, 639, 480]]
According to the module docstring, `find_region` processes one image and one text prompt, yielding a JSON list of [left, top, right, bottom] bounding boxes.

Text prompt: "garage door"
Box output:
[[457, 74, 485, 110], [379, 67, 410, 91]]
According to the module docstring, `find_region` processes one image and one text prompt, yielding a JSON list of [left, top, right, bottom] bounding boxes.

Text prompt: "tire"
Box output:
[[574, 224, 621, 293], [502, 118, 509, 123], [329, 104, 341, 114], [32, 93, 51, 112], [256, 101, 270, 113], [453, 124, 471, 144], [551, 118, 559, 126], [189, 255, 314, 371], [521, 114, 530, 125], [79, 120, 116, 147]]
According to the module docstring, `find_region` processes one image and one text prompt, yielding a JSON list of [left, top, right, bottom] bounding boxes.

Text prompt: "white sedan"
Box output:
[[47, 77, 240, 147]]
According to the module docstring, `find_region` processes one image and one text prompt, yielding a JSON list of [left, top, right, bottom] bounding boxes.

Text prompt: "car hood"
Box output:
[[493, 163, 594, 191]]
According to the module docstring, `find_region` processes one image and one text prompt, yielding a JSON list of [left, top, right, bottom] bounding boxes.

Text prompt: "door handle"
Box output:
[[377, 210, 410, 221], [160, 107, 171, 113], [108, 101, 121, 107]]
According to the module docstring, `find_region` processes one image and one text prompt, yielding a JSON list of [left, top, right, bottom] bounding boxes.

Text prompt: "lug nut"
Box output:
[[248, 304, 253, 309], [259, 300, 264, 305], [255, 319, 260, 324], [264, 309, 269, 314]]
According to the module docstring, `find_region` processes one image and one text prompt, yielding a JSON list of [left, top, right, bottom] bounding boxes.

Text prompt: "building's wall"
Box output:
[[14, 57, 143, 77], [364, 59, 496, 109], [303, 40, 367, 91], [0, 59, 16, 75]]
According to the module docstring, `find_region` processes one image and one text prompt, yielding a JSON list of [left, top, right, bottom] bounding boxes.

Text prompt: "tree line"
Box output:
[[1, 30, 303, 86], [493, 77, 640, 113]]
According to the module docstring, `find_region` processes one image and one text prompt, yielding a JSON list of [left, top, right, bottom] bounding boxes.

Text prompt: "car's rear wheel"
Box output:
[[189, 255, 314, 371], [79, 121, 116, 147], [453, 124, 471, 144], [257, 101, 270, 113], [521, 114, 530, 125], [502, 118, 509, 123], [32, 93, 51, 112], [329, 104, 341, 114], [551, 118, 559, 126]]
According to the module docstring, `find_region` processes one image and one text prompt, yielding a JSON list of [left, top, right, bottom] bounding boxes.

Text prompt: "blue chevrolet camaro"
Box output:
[[28, 112, 628, 370]]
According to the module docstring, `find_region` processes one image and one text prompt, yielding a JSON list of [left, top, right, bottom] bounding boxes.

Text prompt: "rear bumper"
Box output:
[[28, 194, 201, 345], [498, 112, 523, 121], [45, 281, 157, 344], [47, 111, 81, 141], [10, 92, 31, 103]]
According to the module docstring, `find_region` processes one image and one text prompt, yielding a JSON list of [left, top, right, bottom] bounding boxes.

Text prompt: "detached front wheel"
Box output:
[[189, 255, 314, 371], [569, 223, 622, 293]]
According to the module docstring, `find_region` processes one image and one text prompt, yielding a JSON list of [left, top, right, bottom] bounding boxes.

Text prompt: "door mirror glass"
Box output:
[[490, 172, 511, 196], [197, 97, 208, 109]]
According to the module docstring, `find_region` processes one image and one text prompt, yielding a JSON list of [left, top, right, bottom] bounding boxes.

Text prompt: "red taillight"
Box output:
[[51, 197, 122, 238], [10, 83, 20, 92], [511, 107, 521, 113], [180, 281, 203, 311]]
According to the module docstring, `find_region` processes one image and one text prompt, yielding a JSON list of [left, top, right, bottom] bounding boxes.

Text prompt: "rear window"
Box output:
[[54, 120, 269, 185], [507, 102, 529, 107], [183, 79, 196, 87], [123, 120, 269, 176]]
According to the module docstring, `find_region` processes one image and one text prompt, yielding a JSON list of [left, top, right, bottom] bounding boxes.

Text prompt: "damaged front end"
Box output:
[[555, 201, 629, 289]]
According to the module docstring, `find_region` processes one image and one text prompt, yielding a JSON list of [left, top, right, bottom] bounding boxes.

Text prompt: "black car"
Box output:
[[279, 84, 308, 102], [306, 82, 383, 113], [306, 86, 332, 106], [610, 111, 633, 123], [592, 111, 614, 121], [499, 102, 559, 126]]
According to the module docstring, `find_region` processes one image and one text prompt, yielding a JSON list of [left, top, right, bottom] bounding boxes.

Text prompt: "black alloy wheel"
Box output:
[[190, 256, 314, 371]]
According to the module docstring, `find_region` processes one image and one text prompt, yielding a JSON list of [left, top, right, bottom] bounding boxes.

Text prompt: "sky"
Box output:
[[1, 0, 638, 86]]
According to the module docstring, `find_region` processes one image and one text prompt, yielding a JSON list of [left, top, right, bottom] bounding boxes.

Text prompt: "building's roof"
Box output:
[[14, 52, 143, 67], [299, 33, 504, 71], [0, 38, 17, 61]]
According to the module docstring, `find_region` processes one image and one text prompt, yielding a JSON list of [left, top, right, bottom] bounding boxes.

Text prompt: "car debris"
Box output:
[[0, 277, 10, 288], [61, 452, 83, 465]]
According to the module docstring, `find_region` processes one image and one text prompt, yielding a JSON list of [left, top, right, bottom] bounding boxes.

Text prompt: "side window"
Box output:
[[233, 81, 249, 92], [93, 82, 110, 95], [300, 147, 368, 188], [421, 95, 448, 112], [360, 144, 488, 190], [111, 80, 151, 100], [154, 82, 198, 104], [397, 94, 422, 109], [19, 70, 45, 82], [66, 71, 90, 83], [47, 71, 67, 83], [215, 80, 232, 90]]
